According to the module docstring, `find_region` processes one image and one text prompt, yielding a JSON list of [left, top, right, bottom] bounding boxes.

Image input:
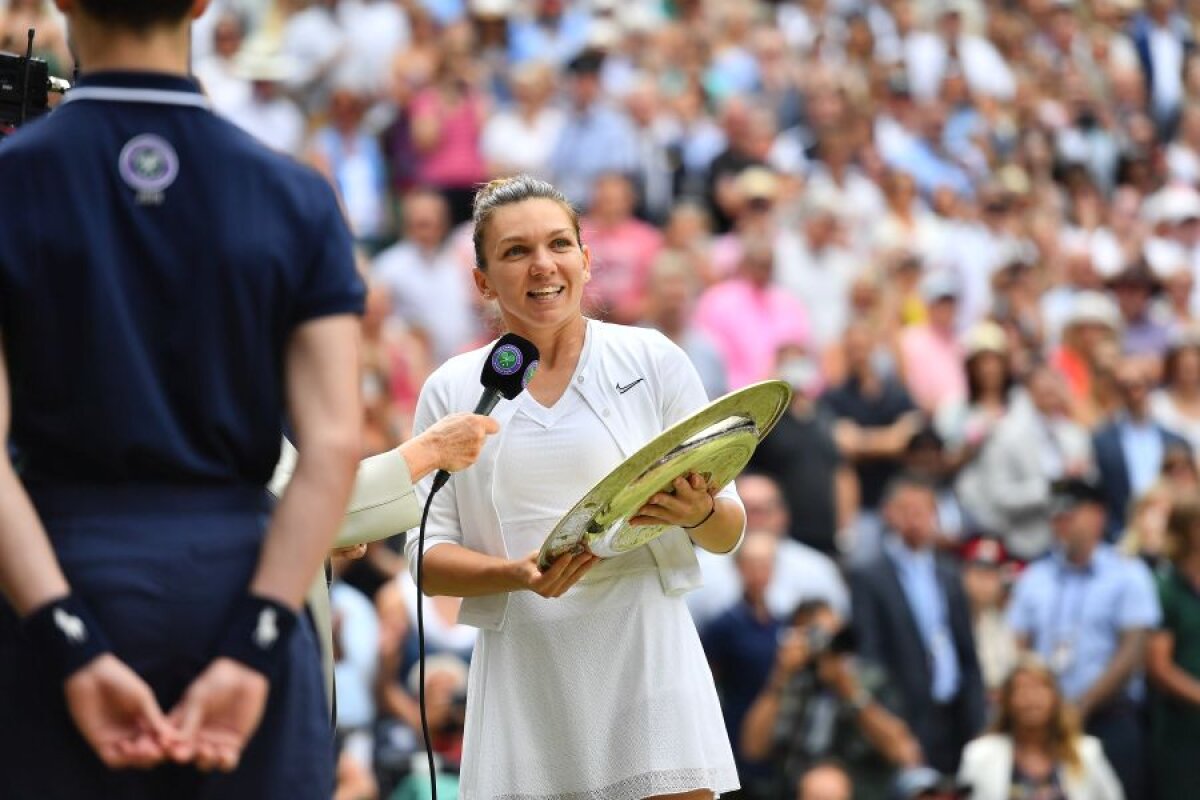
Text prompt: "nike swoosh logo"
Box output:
[[616, 378, 645, 394]]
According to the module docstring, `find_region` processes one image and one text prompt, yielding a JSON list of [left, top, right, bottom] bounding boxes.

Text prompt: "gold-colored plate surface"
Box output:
[[537, 380, 792, 568]]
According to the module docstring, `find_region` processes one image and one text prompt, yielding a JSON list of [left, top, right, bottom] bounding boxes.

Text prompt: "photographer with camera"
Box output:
[[740, 599, 923, 800]]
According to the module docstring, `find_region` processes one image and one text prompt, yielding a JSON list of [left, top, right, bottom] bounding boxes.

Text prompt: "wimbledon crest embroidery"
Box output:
[[119, 134, 179, 205]]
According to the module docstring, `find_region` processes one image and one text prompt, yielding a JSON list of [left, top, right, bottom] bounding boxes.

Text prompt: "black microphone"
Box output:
[[430, 332, 539, 493]]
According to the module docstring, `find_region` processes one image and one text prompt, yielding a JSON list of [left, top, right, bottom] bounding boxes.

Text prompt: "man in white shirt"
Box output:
[[372, 190, 480, 363], [904, 2, 1015, 103], [225, 45, 307, 155], [688, 473, 850, 627], [480, 61, 565, 179], [334, 0, 410, 93], [774, 195, 859, 350], [191, 10, 251, 114]]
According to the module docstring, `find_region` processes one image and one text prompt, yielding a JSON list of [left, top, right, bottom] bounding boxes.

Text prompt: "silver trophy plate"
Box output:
[[537, 380, 792, 569]]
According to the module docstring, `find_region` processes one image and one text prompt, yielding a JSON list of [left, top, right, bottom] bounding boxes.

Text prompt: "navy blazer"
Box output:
[[849, 549, 986, 767], [1093, 421, 1191, 539]]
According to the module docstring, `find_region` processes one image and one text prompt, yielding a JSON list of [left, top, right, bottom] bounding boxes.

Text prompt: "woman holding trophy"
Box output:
[[405, 175, 746, 800]]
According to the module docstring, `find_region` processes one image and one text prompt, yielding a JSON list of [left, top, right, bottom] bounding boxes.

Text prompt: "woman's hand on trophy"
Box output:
[[630, 472, 718, 529], [511, 550, 598, 598]]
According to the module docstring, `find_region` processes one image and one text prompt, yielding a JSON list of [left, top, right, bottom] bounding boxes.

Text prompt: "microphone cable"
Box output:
[[416, 485, 440, 800]]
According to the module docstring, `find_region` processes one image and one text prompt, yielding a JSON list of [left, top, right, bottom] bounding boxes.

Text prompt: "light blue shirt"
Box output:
[[549, 104, 638, 209], [1119, 417, 1164, 498], [884, 535, 961, 703], [417, 0, 464, 25], [884, 136, 973, 198], [1008, 545, 1161, 701], [330, 582, 380, 730], [508, 10, 592, 66]]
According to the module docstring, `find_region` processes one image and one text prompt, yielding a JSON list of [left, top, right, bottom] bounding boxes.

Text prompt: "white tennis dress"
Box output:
[[457, 373, 739, 799]]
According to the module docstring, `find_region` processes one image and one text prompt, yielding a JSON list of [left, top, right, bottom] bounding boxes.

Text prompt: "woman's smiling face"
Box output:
[[474, 198, 590, 336]]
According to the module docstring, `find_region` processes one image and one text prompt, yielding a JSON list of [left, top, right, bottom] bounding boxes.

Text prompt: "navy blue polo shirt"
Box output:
[[0, 72, 365, 486]]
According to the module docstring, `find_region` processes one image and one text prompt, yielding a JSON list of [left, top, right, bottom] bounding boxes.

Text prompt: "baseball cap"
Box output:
[[1145, 238, 1190, 280], [1144, 185, 1200, 226], [232, 40, 299, 83], [963, 321, 1007, 358], [1048, 477, 1105, 517], [921, 272, 961, 303], [1106, 261, 1161, 293], [469, 0, 513, 16], [566, 49, 606, 76], [736, 166, 780, 201], [1065, 290, 1121, 331], [960, 536, 1009, 568]]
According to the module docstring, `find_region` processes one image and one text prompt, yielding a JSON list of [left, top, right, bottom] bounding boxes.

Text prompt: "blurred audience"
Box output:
[[749, 344, 857, 556], [956, 363, 1094, 562], [1093, 357, 1192, 539], [693, 236, 811, 390], [1008, 478, 1160, 800], [742, 600, 921, 800], [958, 657, 1124, 800], [850, 474, 986, 774], [959, 537, 1020, 697], [1147, 497, 1200, 800], [690, 473, 850, 628], [821, 323, 921, 565]]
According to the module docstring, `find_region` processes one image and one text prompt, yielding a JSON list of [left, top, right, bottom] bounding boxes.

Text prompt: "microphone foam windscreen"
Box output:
[[481, 333, 540, 400]]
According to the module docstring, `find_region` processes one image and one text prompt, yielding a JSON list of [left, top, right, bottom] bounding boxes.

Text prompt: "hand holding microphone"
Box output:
[[411, 413, 499, 477], [432, 331, 540, 494], [397, 332, 539, 487]]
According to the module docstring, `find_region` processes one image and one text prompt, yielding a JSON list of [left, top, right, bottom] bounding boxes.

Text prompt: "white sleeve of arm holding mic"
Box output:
[[269, 437, 423, 549]]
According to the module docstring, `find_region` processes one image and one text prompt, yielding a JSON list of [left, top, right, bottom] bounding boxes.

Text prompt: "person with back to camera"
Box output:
[[406, 174, 747, 799], [0, 1, 492, 798], [4, 0, 370, 789]]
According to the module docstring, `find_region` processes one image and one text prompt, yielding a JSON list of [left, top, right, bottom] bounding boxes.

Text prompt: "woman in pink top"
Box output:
[[411, 49, 489, 225]]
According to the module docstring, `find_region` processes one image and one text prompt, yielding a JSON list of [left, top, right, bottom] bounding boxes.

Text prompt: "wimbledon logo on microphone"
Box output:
[[492, 344, 523, 376], [522, 360, 539, 389]]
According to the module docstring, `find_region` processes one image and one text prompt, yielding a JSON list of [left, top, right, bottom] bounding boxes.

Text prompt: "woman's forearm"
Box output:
[[1148, 632, 1200, 707], [686, 498, 745, 554], [417, 543, 526, 597]]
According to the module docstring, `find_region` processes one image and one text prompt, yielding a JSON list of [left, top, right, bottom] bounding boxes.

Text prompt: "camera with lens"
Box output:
[[804, 624, 857, 658], [0, 30, 72, 138]]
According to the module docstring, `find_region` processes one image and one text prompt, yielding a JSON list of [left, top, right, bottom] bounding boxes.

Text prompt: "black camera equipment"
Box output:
[[805, 624, 857, 657], [0, 29, 72, 137]]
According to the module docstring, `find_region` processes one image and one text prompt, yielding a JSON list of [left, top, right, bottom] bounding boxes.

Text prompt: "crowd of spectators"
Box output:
[[12, 0, 1200, 797]]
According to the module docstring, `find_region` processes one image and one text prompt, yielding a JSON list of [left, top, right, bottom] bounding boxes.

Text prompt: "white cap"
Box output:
[[921, 271, 961, 303], [1144, 185, 1200, 226], [232, 39, 299, 82], [470, 0, 513, 16], [619, 4, 659, 33], [1145, 237, 1190, 279], [588, 18, 622, 49], [1066, 290, 1122, 330]]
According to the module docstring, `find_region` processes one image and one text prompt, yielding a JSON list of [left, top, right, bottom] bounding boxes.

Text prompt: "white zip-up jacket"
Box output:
[[405, 319, 744, 631]]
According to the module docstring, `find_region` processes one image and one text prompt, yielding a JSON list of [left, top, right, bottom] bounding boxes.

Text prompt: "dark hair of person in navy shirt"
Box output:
[[74, 0, 195, 30]]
